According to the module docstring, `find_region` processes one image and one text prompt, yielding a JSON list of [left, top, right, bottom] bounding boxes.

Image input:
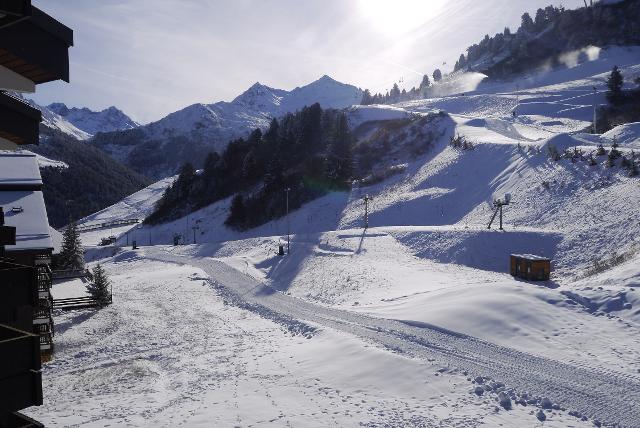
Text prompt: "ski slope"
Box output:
[[36, 45, 640, 427]]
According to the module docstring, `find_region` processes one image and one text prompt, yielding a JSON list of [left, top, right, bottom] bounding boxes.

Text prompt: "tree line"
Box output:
[[453, 1, 640, 78], [145, 104, 354, 230], [360, 70, 443, 105]]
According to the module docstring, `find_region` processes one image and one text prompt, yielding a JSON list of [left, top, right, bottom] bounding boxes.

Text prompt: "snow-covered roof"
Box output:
[[0, 190, 53, 251], [0, 151, 43, 189], [510, 254, 550, 261]]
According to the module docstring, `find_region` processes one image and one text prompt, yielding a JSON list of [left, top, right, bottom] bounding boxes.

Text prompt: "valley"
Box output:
[[25, 44, 640, 427]]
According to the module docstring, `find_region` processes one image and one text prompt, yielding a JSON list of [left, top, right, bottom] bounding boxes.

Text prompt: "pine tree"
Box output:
[[432, 69, 442, 82], [360, 89, 374, 105], [606, 65, 624, 105], [390, 83, 401, 101], [324, 114, 353, 188], [520, 12, 534, 32], [86, 264, 111, 307], [202, 152, 221, 185], [58, 222, 84, 270], [419, 74, 430, 91], [226, 194, 246, 228]]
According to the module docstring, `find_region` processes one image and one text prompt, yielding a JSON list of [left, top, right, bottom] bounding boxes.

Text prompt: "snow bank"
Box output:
[[602, 122, 640, 148], [346, 104, 412, 128]]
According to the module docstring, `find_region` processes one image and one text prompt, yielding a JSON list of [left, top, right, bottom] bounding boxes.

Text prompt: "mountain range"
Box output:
[[90, 75, 362, 178], [47, 103, 139, 136]]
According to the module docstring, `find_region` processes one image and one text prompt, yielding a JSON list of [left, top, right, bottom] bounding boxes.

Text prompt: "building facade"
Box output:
[[0, 1, 72, 426]]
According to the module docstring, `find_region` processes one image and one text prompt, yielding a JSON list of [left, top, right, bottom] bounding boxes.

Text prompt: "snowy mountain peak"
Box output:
[[283, 75, 363, 113], [231, 82, 285, 111], [46, 102, 139, 136], [317, 74, 338, 83]]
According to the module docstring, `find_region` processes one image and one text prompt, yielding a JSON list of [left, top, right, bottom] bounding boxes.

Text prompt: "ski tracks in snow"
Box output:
[[150, 249, 640, 428]]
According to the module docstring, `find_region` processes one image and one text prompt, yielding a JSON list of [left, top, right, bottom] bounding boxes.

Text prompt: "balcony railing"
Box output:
[[0, 324, 43, 413], [0, 260, 37, 307]]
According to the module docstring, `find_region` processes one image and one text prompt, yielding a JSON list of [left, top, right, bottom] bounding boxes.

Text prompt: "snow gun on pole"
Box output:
[[488, 193, 511, 230]]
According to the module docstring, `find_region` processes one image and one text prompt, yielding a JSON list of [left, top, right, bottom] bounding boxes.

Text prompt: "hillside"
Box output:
[[29, 127, 150, 227], [90, 75, 363, 179], [57, 75, 640, 425], [453, 0, 640, 79], [21, 1, 640, 427]]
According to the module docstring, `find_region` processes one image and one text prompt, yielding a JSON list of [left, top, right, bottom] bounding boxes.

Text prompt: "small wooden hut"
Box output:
[[510, 254, 551, 281]]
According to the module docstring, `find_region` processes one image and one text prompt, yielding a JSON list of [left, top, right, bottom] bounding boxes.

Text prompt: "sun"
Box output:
[[358, 0, 447, 36]]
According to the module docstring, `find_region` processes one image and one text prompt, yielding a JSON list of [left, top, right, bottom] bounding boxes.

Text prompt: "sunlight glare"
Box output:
[[359, 0, 447, 36]]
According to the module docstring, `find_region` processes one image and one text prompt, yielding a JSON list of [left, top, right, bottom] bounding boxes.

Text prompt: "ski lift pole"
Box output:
[[487, 205, 500, 229], [363, 194, 373, 229], [285, 187, 291, 254]]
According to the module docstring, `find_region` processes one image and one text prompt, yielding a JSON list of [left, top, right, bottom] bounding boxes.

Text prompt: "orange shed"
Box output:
[[510, 254, 551, 281]]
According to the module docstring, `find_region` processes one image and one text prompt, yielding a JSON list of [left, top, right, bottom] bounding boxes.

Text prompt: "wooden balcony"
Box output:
[[0, 260, 37, 310], [0, 91, 41, 146], [0, 6, 73, 84], [0, 324, 42, 415]]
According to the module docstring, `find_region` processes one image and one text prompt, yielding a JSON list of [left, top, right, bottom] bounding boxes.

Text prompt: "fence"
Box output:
[[51, 269, 92, 281], [52, 296, 108, 311], [72, 218, 140, 233]]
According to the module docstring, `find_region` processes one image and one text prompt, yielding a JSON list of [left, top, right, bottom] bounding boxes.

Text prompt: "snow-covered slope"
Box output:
[[42, 45, 640, 428], [47, 103, 139, 135]]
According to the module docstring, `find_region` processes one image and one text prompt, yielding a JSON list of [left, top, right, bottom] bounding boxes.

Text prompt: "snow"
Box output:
[[346, 104, 413, 128], [26, 45, 640, 427], [0, 152, 54, 251], [26, 253, 601, 427], [47, 103, 139, 135], [0, 151, 44, 187], [34, 153, 69, 170], [75, 176, 175, 246], [0, 191, 53, 251], [602, 122, 640, 148]]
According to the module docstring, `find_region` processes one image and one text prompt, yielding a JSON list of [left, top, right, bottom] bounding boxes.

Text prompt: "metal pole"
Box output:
[[363, 195, 372, 229], [499, 205, 503, 230], [593, 87, 597, 133], [365, 199, 368, 228], [193, 227, 196, 244], [285, 188, 290, 254]]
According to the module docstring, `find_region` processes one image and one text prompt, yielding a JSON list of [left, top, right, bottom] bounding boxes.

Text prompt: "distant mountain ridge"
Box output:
[[47, 103, 139, 135], [91, 75, 363, 179], [11, 96, 151, 226]]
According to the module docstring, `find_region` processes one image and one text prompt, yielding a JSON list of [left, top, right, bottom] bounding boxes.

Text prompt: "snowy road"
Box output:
[[152, 248, 640, 428]]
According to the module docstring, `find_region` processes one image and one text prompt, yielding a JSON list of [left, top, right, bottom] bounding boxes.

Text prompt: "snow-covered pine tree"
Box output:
[[86, 264, 111, 307], [58, 222, 84, 270]]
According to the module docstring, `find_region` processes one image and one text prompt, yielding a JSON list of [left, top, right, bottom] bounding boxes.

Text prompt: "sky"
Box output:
[[32, 0, 584, 124]]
